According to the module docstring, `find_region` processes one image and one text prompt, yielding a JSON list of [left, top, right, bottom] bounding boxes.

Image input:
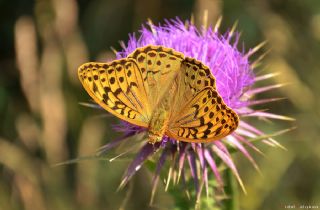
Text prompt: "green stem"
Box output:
[[223, 168, 239, 210]]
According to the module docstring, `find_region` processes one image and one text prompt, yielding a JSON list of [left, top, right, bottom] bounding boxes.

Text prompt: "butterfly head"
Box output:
[[148, 131, 163, 144]]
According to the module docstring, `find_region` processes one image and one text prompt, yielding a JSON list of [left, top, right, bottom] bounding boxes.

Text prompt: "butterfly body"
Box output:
[[78, 45, 239, 143], [148, 81, 177, 143], [148, 104, 170, 144]]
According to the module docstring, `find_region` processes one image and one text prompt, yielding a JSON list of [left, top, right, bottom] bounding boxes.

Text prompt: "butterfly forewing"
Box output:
[[78, 59, 150, 127]]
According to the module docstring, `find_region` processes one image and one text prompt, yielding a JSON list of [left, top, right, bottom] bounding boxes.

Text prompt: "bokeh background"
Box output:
[[1, 0, 320, 209]]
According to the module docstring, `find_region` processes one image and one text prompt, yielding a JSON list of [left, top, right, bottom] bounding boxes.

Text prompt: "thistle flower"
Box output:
[[96, 18, 292, 204]]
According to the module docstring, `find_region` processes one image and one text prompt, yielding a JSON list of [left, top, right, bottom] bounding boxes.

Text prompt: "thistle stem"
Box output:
[[223, 168, 239, 210]]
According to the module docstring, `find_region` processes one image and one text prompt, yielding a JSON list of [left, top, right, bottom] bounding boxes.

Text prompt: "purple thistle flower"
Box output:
[[96, 18, 293, 203]]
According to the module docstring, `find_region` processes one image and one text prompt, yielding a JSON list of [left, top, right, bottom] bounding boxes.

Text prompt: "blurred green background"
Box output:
[[1, 0, 320, 209]]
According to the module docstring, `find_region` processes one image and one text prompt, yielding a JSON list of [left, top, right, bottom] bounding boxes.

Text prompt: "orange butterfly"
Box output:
[[78, 45, 238, 144]]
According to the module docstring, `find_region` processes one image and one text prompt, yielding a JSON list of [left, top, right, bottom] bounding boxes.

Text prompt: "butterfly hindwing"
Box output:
[[167, 58, 239, 142], [167, 87, 238, 142], [78, 59, 150, 127], [182, 57, 216, 91], [171, 57, 217, 110]]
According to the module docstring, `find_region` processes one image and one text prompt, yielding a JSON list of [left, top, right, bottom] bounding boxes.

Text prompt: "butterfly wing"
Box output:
[[166, 58, 239, 142], [78, 59, 150, 127], [128, 45, 184, 110], [78, 45, 184, 127]]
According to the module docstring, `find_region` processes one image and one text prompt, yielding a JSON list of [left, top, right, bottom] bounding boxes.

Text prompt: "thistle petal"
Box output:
[[204, 149, 223, 186], [150, 148, 169, 205], [187, 150, 199, 193], [119, 143, 158, 189], [213, 142, 246, 194]]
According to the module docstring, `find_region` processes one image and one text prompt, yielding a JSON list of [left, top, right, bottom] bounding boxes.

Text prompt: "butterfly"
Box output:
[[78, 45, 239, 144]]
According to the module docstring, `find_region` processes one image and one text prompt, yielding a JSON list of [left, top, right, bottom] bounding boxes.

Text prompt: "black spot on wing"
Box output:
[[215, 126, 223, 135]]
